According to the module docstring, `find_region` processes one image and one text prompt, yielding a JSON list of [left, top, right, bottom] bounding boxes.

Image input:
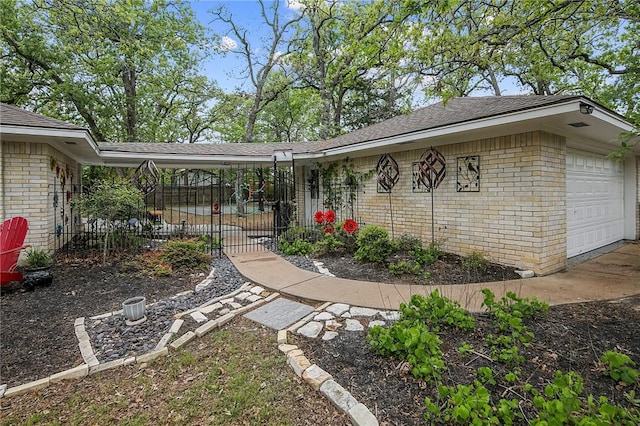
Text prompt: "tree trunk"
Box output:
[[122, 62, 137, 142]]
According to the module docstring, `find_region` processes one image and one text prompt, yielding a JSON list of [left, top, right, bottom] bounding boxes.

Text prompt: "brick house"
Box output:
[[1, 95, 638, 275]]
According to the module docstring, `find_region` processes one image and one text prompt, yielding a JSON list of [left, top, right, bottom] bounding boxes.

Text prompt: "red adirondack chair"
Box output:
[[0, 216, 30, 286]]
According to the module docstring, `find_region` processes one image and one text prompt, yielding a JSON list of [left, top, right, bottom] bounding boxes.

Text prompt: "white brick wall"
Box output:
[[315, 131, 567, 275], [1, 141, 79, 253]]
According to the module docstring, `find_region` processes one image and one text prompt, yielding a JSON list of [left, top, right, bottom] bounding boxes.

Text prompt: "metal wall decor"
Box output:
[[133, 160, 159, 194], [414, 147, 446, 192], [412, 162, 428, 192], [376, 154, 400, 193], [456, 156, 480, 192]]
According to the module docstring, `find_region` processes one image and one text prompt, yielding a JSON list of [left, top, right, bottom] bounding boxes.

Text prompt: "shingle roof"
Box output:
[[0, 102, 86, 131], [97, 140, 319, 156], [97, 95, 584, 158], [315, 95, 582, 150]]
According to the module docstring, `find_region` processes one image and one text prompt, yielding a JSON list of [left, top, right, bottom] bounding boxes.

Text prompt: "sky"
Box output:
[[189, 1, 302, 93], [188, 1, 525, 100]]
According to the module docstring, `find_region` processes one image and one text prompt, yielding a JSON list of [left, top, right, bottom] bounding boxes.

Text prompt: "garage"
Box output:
[[566, 149, 625, 257]]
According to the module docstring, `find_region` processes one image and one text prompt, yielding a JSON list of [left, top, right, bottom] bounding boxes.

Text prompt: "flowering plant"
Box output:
[[343, 218, 358, 235], [314, 209, 336, 234]]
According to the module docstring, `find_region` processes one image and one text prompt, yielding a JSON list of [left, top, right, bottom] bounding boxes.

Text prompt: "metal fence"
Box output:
[[50, 164, 299, 257]]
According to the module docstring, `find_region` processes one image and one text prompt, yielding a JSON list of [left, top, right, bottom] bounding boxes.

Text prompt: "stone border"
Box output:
[[277, 329, 378, 426], [0, 280, 278, 399]]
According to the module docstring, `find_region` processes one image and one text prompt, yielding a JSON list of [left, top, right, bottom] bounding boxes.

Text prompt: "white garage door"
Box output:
[[566, 149, 624, 257]]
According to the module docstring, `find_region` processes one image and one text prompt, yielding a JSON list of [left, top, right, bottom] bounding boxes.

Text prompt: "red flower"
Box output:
[[314, 211, 325, 224], [343, 219, 358, 235], [324, 210, 336, 224], [324, 224, 335, 234]]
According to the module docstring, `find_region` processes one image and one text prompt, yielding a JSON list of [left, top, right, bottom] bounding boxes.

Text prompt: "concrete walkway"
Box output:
[[227, 242, 640, 312]]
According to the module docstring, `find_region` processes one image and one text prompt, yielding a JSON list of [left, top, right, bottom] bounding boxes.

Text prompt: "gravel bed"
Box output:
[[86, 256, 247, 361]]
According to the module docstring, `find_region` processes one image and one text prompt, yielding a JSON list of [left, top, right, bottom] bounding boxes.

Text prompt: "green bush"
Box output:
[[160, 239, 211, 271], [279, 226, 323, 245], [401, 291, 476, 331], [313, 232, 344, 256], [601, 351, 639, 385], [333, 227, 358, 253], [354, 225, 394, 264], [25, 247, 52, 268], [462, 251, 488, 271], [411, 243, 442, 266], [279, 239, 314, 256], [394, 234, 423, 252], [388, 259, 422, 275]]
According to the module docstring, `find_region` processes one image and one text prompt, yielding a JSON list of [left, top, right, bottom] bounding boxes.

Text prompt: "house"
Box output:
[[1, 95, 638, 275]]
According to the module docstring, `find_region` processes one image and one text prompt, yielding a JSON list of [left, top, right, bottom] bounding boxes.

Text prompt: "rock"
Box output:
[[345, 319, 364, 331], [350, 307, 379, 317], [302, 364, 333, 391], [368, 320, 386, 328], [515, 270, 535, 278], [246, 294, 262, 303], [235, 292, 252, 301], [320, 380, 358, 413], [326, 303, 350, 316], [341, 312, 352, 318], [297, 321, 323, 338], [325, 319, 342, 331], [314, 312, 334, 321], [189, 311, 208, 323], [379, 311, 400, 321], [322, 331, 339, 341], [348, 403, 379, 426], [249, 286, 265, 294]]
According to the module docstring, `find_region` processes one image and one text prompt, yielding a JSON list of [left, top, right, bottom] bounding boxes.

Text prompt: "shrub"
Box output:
[[279, 226, 323, 245], [388, 259, 423, 276], [601, 351, 639, 385], [25, 247, 52, 268], [280, 239, 314, 256], [333, 226, 358, 253], [411, 243, 442, 266], [394, 234, 423, 252], [72, 179, 143, 264], [313, 232, 344, 256], [462, 250, 488, 271], [354, 225, 394, 264], [160, 239, 211, 272], [401, 291, 475, 331]]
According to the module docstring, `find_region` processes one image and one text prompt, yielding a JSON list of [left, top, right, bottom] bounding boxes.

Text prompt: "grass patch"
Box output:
[[0, 319, 346, 425]]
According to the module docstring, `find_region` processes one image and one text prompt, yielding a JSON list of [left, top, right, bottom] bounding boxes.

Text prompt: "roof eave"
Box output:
[[316, 98, 634, 158]]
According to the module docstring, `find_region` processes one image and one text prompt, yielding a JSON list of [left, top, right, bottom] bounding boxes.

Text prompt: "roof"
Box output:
[[316, 95, 584, 151], [2, 95, 634, 167], [0, 102, 85, 131], [98, 95, 585, 157]]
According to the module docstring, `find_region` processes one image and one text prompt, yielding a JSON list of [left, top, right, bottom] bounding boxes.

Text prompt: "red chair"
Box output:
[[0, 217, 30, 286]]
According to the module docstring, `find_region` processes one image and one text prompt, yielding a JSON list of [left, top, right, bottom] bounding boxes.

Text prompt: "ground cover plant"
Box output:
[[296, 292, 640, 425], [278, 223, 521, 285]]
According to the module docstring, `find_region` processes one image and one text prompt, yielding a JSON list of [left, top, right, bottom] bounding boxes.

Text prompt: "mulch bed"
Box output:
[[313, 252, 522, 285], [0, 255, 201, 388], [2, 250, 639, 425], [295, 295, 640, 425]]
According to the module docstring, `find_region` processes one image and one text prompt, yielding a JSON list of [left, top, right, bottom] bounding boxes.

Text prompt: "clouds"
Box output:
[[286, 0, 305, 11], [220, 35, 237, 52]]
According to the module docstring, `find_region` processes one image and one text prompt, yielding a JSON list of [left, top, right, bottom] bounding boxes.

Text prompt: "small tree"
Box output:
[[73, 180, 143, 264]]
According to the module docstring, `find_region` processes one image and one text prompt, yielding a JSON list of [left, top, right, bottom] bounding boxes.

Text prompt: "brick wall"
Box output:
[[1, 141, 79, 253], [318, 131, 567, 275]]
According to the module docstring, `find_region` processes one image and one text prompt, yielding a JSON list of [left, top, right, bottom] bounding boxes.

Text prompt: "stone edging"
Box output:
[[277, 303, 380, 426], [0, 281, 277, 399]]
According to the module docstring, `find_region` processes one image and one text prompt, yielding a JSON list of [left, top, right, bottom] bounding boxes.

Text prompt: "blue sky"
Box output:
[[189, 1, 301, 92]]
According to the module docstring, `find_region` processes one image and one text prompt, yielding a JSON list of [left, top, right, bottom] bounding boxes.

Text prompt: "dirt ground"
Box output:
[[314, 252, 522, 285]]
